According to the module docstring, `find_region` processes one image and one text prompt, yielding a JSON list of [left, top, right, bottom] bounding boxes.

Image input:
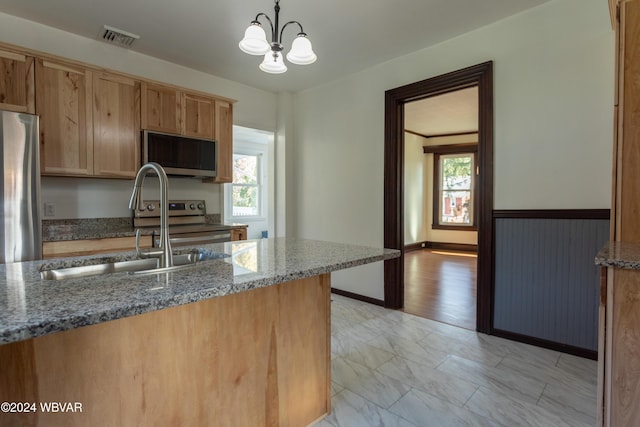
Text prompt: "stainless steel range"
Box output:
[[133, 200, 231, 247]]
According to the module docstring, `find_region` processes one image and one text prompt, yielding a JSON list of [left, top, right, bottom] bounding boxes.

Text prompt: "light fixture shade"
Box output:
[[239, 22, 270, 55], [259, 51, 287, 74], [286, 34, 317, 65]]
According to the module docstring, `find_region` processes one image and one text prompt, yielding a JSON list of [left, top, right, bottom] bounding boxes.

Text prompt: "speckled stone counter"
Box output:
[[595, 241, 640, 270], [0, 238, 399, 344]]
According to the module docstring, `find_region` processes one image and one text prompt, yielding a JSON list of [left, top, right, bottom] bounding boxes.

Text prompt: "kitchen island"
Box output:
[[0, 238, 399, 427], [595, 241, 640, 426]]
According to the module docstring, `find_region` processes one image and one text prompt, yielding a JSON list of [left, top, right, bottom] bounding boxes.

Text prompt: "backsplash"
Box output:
[[42, 217, 134, 241], [41, 176, 222, 219]]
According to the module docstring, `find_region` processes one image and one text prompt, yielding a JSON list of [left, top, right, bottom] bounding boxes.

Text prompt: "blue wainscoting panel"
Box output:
[[493, 217, 609, 352]]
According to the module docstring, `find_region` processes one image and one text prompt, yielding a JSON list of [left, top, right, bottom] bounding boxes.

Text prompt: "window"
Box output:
[[426, 143, 478, 230], [231, 153, 261, 217], [437, 153, 474, 226], [224, 126, 272, 229]]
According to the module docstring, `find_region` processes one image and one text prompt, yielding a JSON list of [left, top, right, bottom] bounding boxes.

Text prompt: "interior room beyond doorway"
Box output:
[[403, 87, 479, 330]]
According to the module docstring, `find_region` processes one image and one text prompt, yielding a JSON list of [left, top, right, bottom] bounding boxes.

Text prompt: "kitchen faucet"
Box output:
[[129, 162, 173, 268]]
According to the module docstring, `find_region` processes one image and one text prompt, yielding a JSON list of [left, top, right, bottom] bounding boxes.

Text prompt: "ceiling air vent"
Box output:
[[99, 25, 140, 48]]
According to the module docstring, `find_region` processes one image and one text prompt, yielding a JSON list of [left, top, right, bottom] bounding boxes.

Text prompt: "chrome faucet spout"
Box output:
[[128, 184, 141, 211], [130, 162, 173, 268]]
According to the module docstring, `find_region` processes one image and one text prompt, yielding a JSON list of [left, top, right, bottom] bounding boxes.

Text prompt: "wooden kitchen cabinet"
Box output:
[[183, 92, 215, 139], [140, 82, 182, 135], [141, 82, 216, 140], [36, 58, 93, 176], [0, 48, 35, 113], [611, 0, 640, 241], [214, 99, 233, 183], [37, 60, 141, 178], [0, 40, 235, 181], [93, 72, 141, 178], [230, 227, 247, 241], [141, 81, 233, 183], [598, 1, 640, 425]]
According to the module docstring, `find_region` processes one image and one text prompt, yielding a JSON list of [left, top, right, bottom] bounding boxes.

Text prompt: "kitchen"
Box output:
[[0, 0, 634, 425]]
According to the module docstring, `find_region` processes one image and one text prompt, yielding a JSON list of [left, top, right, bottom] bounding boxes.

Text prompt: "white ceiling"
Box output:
[[405, 87, 478, 136], [0, 0, 552, 93]]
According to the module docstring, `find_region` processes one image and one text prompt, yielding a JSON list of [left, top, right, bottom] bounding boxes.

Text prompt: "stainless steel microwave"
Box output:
[[142, 130, 217, 178]]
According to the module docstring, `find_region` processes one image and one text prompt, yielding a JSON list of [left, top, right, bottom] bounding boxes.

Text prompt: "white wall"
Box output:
[[404, 132, 428, 244], [41, 176, 221, 219], [0, 12, 278, 219], [276, 92, 297, 237], [294, 0, 614, 300]]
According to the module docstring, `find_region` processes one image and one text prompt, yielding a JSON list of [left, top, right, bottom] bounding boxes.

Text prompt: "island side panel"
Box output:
[[0, 339, 39, 427], [35, 288, 223, 426], [0, 274, 331, 427], [278, 272, 331, 427], [611, 268, 640, 426], [215, 276, 280, 427]]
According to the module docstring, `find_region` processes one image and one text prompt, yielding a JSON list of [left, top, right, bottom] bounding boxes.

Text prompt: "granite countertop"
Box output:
[[42, 216, 247, 242], [0, 238, 400, 344], [595, 241, 640, 270]]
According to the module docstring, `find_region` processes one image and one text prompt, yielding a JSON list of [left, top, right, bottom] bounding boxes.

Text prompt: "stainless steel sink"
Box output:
[[40, 249, 228, 281]]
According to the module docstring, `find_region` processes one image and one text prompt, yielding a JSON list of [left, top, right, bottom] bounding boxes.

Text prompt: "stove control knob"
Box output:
[[146, 203, 156, 212], [189, 203, 196, 210], [197, 203, 205, 210]]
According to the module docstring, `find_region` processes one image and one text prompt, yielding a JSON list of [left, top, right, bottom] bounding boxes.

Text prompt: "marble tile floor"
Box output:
[[314, 294, 597, 427]]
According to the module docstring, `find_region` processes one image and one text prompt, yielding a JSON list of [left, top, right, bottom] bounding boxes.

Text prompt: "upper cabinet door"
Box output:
[[140, 82, 181, 134], [214, 100, 233, 183], [36, 59, 93, 176], [93, 72, 141, 178], [182, 92, 215, 140], [0, 49, 35, 114]]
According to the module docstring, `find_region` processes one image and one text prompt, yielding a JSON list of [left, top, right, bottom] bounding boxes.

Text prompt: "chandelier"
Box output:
[[239, 0, 317, 74]]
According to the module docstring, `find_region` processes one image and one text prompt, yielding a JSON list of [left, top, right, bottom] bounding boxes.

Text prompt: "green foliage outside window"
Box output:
[[442, 156, 472, 189], [232, 154, 260, 216], [440, 154, 473, 225]]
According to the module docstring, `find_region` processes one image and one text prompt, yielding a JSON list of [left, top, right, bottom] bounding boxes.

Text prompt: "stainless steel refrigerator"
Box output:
[[0, 110, 41, 263]]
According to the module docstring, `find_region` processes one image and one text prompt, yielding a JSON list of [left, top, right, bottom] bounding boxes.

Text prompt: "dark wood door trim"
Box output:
[[493, 209, 610, 219], [384, 61, 494, 334]]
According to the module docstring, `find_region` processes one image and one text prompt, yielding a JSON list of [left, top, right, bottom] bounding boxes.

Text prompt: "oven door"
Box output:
[[153, 230, 232, 248]]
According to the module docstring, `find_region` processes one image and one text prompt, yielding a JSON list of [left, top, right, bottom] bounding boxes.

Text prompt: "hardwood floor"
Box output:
[[403, 249, 477, 330]]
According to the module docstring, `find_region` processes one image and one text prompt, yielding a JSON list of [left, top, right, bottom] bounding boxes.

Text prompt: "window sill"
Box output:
[[431, 224, 478, 231], [230, 216, 266, 223]]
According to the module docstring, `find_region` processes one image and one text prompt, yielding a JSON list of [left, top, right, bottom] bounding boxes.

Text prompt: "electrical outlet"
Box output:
[[44, 202, 56, 217]]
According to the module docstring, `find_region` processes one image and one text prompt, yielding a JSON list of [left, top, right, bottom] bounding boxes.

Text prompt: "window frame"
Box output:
[[425, 143, 478, 231]]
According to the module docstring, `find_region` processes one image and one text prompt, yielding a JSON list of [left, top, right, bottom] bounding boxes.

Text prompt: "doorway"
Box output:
[[403, 87, 479, 330], [383, 61, 494, 334]]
